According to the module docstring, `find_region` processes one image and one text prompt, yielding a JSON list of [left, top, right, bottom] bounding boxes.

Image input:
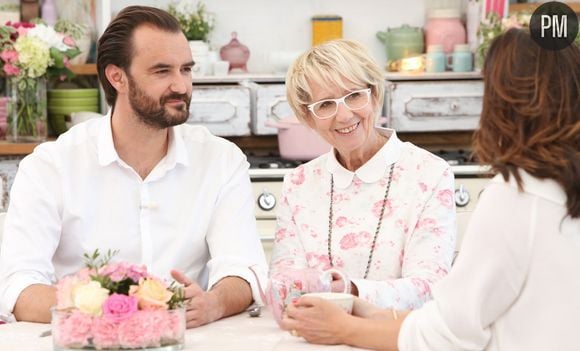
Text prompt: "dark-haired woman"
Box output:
[[281, 28, 580, 351]]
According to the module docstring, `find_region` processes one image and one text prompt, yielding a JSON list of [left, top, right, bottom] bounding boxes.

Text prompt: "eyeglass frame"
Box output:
[[306, 88, 372, 120]]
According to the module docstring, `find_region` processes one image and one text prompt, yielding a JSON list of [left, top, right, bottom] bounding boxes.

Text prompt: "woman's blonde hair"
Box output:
[[285, 39, 385, 123]]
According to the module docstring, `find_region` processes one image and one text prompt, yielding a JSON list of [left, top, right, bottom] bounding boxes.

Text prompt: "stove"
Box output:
[[247, 151, 492, 263]]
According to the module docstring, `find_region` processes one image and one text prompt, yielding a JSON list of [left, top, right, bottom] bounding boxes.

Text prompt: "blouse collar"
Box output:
[[492, 170, 567, 206], [325, 127, 403, 189]]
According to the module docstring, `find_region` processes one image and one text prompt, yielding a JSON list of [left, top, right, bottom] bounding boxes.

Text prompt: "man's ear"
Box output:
[[105, 64, 127, 94]]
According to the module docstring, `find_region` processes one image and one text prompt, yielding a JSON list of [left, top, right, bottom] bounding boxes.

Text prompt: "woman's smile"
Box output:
[[335, 122, 360, 135]]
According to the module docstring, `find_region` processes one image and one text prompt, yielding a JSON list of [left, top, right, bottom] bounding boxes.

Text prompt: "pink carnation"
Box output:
[[118, 311, 162, 348], [3, 63, 20, 76], [102, 294, 138, 322], [92, 317, 119, 349], [54, 310, 93, 348], [0, 50, 18, 63], [99, 262, 149, 282]]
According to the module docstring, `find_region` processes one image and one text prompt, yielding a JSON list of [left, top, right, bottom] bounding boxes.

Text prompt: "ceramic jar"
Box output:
[[219, 32, 250, 73], [425, 8, 466, 54]]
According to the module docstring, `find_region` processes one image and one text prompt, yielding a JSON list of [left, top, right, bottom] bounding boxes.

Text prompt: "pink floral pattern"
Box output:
[[270, 137, 456, 309]]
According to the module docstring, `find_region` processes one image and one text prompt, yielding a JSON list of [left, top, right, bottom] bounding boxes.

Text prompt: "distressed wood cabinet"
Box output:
[[188, 85, 252, 136], [384, 73, 483, 132], [253, 84, 292, 135]]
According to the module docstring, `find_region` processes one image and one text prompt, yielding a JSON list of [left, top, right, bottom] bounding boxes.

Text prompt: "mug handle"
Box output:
[[446, 54, 454, 70], [322, 268, 349, 294]]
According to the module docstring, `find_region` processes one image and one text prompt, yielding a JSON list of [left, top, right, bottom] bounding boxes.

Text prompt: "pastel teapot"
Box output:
[[376, 24, 424, 61]]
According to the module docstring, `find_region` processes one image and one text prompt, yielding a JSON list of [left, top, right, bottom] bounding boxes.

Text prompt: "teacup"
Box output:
[[301, 292, 354, 314], [267, 268, 347, 326]]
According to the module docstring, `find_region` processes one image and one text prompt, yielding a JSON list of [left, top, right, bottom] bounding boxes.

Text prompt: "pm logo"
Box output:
[[530, 1, 579, 50]]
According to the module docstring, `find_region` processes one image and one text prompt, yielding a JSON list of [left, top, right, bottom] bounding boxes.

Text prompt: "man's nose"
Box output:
[[171, 73, 189, 93]]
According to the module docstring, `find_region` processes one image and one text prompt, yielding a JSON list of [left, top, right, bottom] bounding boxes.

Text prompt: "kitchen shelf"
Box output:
[[70, 64, 97, 76], [384, 71, 482, 81], [0, 141, 41, 155], [509, 2, 580, 13]]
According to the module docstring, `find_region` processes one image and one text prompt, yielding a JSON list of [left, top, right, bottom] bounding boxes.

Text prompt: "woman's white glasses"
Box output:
[[307, 88, 371, 120]]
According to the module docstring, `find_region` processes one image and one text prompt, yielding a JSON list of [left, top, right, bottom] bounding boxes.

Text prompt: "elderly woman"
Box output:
[[281, 29, 580, 350], [269, 39, 456, 310]]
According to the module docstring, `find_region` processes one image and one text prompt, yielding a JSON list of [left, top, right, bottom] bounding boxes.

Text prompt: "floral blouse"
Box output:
[[270, 128, 456, 309]]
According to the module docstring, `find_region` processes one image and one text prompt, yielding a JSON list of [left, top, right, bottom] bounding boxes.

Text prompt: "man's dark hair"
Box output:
[[96, 6, 182, 107]]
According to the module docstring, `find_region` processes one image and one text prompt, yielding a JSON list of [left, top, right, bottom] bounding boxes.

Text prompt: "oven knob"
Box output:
[[258, 190, 276, 211], [455, 185, 470, 207]]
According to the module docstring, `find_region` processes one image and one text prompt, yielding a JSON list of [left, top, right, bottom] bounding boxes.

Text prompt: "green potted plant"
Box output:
[[167, 1, 215, 43]]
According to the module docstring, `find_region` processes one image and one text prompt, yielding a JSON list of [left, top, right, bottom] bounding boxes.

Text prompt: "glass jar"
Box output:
[[5, 76, 48, 143], [425, 8, 467, 54], [52, 307, 185, 350]]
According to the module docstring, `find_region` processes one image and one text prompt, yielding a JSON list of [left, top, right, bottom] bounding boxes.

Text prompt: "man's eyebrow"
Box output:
[[148, 61, 195, 71]]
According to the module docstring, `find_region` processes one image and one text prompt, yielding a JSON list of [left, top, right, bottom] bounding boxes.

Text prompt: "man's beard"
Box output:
[[127, 75, 191, 129]]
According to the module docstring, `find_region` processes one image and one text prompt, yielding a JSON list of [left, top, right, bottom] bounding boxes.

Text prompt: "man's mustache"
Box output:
[[161, 93, 190, 104]]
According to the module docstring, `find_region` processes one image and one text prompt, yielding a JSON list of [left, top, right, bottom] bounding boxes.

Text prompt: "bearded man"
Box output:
[[0, 6, 267, 328]]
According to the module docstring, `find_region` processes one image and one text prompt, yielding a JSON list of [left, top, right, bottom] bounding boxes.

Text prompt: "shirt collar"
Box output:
[[97, 111, 189, 168], [492, 169, 567, 206], [325, 127, 403, 189]]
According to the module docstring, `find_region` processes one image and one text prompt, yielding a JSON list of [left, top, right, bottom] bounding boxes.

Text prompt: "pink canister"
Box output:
[[425, 9, 466, 54]]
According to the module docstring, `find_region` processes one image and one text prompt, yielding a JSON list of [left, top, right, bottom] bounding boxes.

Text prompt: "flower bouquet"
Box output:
[[167, 1, 215, 42], [476, 11, 532, 68], [0, 20, 80, 142], [52, 250, 186, 350]]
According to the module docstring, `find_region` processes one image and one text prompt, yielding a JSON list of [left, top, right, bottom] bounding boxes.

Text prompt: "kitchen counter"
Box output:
[[0, 308, 362, 351]]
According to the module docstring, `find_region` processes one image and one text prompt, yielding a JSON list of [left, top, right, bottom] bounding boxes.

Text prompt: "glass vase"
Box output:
[[5, 76, 48, 143], [51, 307, 186, 350]]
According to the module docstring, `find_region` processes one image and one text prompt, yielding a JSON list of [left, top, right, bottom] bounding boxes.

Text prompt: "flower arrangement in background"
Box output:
[[52, 250, 186, 350], [167, 1, 215, 42], [0, 20, 80, 80], [476, 11, 531, 67], [476, 11, 580, 68], [0, 20, 80, 141]]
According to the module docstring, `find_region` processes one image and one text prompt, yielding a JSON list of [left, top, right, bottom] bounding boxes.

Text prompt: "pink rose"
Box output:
[[92, 317, 119, 349], [102, 294, 138, 322], [55, 275, 81, 309], [63, 35, 76, 47]]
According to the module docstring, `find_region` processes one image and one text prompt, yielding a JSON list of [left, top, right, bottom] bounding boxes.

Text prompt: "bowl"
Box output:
[[48, 97, 99, 107], [48, 105, 99, 114], [48, 89, 99, 98]]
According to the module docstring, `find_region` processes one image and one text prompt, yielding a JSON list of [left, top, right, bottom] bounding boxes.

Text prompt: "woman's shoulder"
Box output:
[[282, 153, 329, 189], [398, 142, 452, 178]]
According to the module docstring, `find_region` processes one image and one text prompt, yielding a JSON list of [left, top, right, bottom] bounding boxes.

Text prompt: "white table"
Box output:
[[0, 309, 361, 351]]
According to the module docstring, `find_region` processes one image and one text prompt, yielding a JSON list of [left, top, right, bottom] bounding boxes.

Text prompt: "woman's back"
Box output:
[[400, 170, 580, 350]]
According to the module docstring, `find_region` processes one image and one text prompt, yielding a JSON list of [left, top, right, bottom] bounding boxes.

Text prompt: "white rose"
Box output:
[[72, 281, 110, 316]]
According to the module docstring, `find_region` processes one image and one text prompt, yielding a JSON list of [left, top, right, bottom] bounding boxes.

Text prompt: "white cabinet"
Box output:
[[187, 85, 252, 136], [253, 84, 292, 135], [385, 79, 483, 132]]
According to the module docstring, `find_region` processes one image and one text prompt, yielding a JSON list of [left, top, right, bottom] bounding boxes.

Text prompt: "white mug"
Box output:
[[213, 61, 230, 76]]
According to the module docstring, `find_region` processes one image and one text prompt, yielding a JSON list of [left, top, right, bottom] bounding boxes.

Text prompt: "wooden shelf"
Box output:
[[70, 64, 97, 76], [509, 2, 580, 13], [0, 141, 41, 155]]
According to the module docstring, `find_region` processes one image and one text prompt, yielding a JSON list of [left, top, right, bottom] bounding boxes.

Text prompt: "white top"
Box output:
[[270, 129, 456, 309], [0, 114, 268, 321], [399, 171, 580, 351]]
